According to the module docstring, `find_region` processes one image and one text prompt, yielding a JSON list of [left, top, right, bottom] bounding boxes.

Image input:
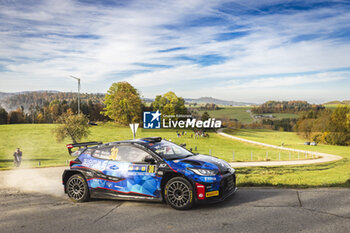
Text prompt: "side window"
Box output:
[[92, 146, 113, 160], [117, 146, 151, 163]]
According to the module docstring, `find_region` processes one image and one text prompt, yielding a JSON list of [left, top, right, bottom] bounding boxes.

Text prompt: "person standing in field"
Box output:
[[13, 148, 22, 167]]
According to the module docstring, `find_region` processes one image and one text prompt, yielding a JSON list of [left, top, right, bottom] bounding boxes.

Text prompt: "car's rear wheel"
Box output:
[[164, 177, 194, 210], [66, 174, 90, 202]]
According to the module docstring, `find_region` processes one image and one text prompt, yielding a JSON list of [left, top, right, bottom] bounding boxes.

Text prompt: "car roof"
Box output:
[[97, 137, 163, 148]]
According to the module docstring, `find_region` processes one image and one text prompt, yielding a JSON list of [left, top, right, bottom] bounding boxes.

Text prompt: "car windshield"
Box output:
[[148, 141, 194, 160]]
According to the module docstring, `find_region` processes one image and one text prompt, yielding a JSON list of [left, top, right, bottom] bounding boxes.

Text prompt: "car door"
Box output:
[[106, 144, 162, 198], [86, 146, 114, 190]]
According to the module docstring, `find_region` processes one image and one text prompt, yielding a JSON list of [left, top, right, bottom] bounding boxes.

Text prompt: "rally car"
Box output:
[[62, 137, 236, 210]]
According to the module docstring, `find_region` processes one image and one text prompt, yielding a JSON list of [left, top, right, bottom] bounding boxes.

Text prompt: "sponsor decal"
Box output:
[[204, 177, 216, 182], [206, 190, 219, 198], [156, 171, 164, 176], [196, 183, 205, 200], [82, 159, 108, 171]]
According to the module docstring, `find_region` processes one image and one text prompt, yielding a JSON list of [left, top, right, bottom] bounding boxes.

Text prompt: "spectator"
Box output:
[[13, 148, 22, 167]]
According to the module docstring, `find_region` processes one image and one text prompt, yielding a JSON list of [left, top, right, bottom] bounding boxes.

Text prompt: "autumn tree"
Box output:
[[201, 111, 210, 121], [296, 106, 350, 145], [0, 106, 8, 124], [325, 105, 350, 145], [151, 91, 187, 120], [102, 82, 142, 125], [52, 110, 90, 143], [8, 108, 24, 124]]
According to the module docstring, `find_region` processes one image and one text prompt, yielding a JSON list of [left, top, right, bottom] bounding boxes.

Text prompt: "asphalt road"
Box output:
[[1, 168, 350, 233]]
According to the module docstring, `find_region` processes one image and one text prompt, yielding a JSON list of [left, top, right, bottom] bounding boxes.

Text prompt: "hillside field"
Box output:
[[0, 123, 307, 169], [254, 113, 299, 119], [224, 128, 350, 187], [196, 106, 254, 123]]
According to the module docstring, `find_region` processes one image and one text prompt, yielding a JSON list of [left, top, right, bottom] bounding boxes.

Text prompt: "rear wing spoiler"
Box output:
[[66, 141, 102, 155]]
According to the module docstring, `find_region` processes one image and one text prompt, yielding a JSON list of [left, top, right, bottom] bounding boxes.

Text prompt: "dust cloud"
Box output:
[[0, 167, 67, 197]]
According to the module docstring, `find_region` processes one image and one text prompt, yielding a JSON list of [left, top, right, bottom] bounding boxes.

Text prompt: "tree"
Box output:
[[8, 108, 24, 124], [0, 106, 8, 124], [37, 112, 45, 123], [325, 105, 350, 145], [201, 111, 210, 121], [296, 106, 350, 145], [52, 111, 90, 143], [102, 82, 142, 125], [151, 91, 187, 120]]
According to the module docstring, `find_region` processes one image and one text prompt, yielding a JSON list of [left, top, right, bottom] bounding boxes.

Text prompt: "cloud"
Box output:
[[223, 71, 350, 89], [0, 0, 349, 102]]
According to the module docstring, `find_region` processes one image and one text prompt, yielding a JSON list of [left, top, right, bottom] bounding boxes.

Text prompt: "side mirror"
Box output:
[[144, 156, 156, 164]]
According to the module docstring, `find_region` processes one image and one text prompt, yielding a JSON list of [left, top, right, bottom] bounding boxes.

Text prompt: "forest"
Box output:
[[252, 100, 324, 114]]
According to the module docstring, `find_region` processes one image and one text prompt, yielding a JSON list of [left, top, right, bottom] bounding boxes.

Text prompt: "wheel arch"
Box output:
[[160, 172, 194, 199], [62, 169, 87, 193]]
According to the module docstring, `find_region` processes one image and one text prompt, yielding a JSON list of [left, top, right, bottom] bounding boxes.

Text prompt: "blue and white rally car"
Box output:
[[62, 137, 236, 210]]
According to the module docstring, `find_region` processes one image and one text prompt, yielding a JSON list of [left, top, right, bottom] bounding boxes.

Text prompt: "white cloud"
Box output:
[[0, 0, 349, 102]]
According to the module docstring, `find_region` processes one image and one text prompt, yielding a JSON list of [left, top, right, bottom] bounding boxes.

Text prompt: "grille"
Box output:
[[221, 174, 236, 194]]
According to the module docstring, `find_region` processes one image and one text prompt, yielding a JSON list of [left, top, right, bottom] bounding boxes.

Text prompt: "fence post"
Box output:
[[298, 151, 300, 160], [38, 161, 41, 166], [209, 149, 211, 156], [289, 152, 291, 160], [279, 152, 280, 160], [305, 151, 307, 159], [266, 151, 268, 160], [251, 151, 253, 161], [233, 151, 235, 161]]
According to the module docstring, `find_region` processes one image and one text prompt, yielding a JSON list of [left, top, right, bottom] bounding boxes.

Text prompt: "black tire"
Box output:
[[164, 177, 194, 210], [66, 174, 90, 202]]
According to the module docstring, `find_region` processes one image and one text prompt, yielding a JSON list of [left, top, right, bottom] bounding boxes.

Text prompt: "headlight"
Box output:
[[188, 168, 218, 176], [229, 167, 235, 173]]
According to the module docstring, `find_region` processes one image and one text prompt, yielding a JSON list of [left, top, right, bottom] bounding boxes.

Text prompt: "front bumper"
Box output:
[[196, 172, 237, 204]]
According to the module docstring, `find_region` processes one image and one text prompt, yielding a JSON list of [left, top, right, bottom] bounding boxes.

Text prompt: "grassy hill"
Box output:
[[323, 100, 350, 105], [224, 128, 350, 187], [253, 112, 299, 119], [196, 106, 254, 123], [196, 106, 299, 123], [0, 123, 307, 169], [1, 124, 349, 187]]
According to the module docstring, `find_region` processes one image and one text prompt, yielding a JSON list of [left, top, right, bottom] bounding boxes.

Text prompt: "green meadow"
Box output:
[[1, 123, 305, 169], [253, 113, 299, 119], [196, 106, 254, 123], [1, 124, 349, 188], [224, 128, 350, 187]]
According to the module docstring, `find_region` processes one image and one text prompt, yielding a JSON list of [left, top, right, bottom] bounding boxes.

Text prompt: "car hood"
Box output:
[[174, 154, 232, 174]]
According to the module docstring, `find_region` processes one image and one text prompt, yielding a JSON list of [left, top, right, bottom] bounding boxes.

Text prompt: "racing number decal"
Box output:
[[147, 165, 155, 173], [109, 147, 118, 160], [128, 165, 156, 174]]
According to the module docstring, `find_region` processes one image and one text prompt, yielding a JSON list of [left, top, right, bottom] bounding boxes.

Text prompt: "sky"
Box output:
[[0, 0, 350, 103]]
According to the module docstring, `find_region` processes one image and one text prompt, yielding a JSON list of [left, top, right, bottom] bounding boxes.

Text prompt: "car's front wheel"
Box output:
[[66, 174, 90, 202], [164, 177, 194, 210]]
